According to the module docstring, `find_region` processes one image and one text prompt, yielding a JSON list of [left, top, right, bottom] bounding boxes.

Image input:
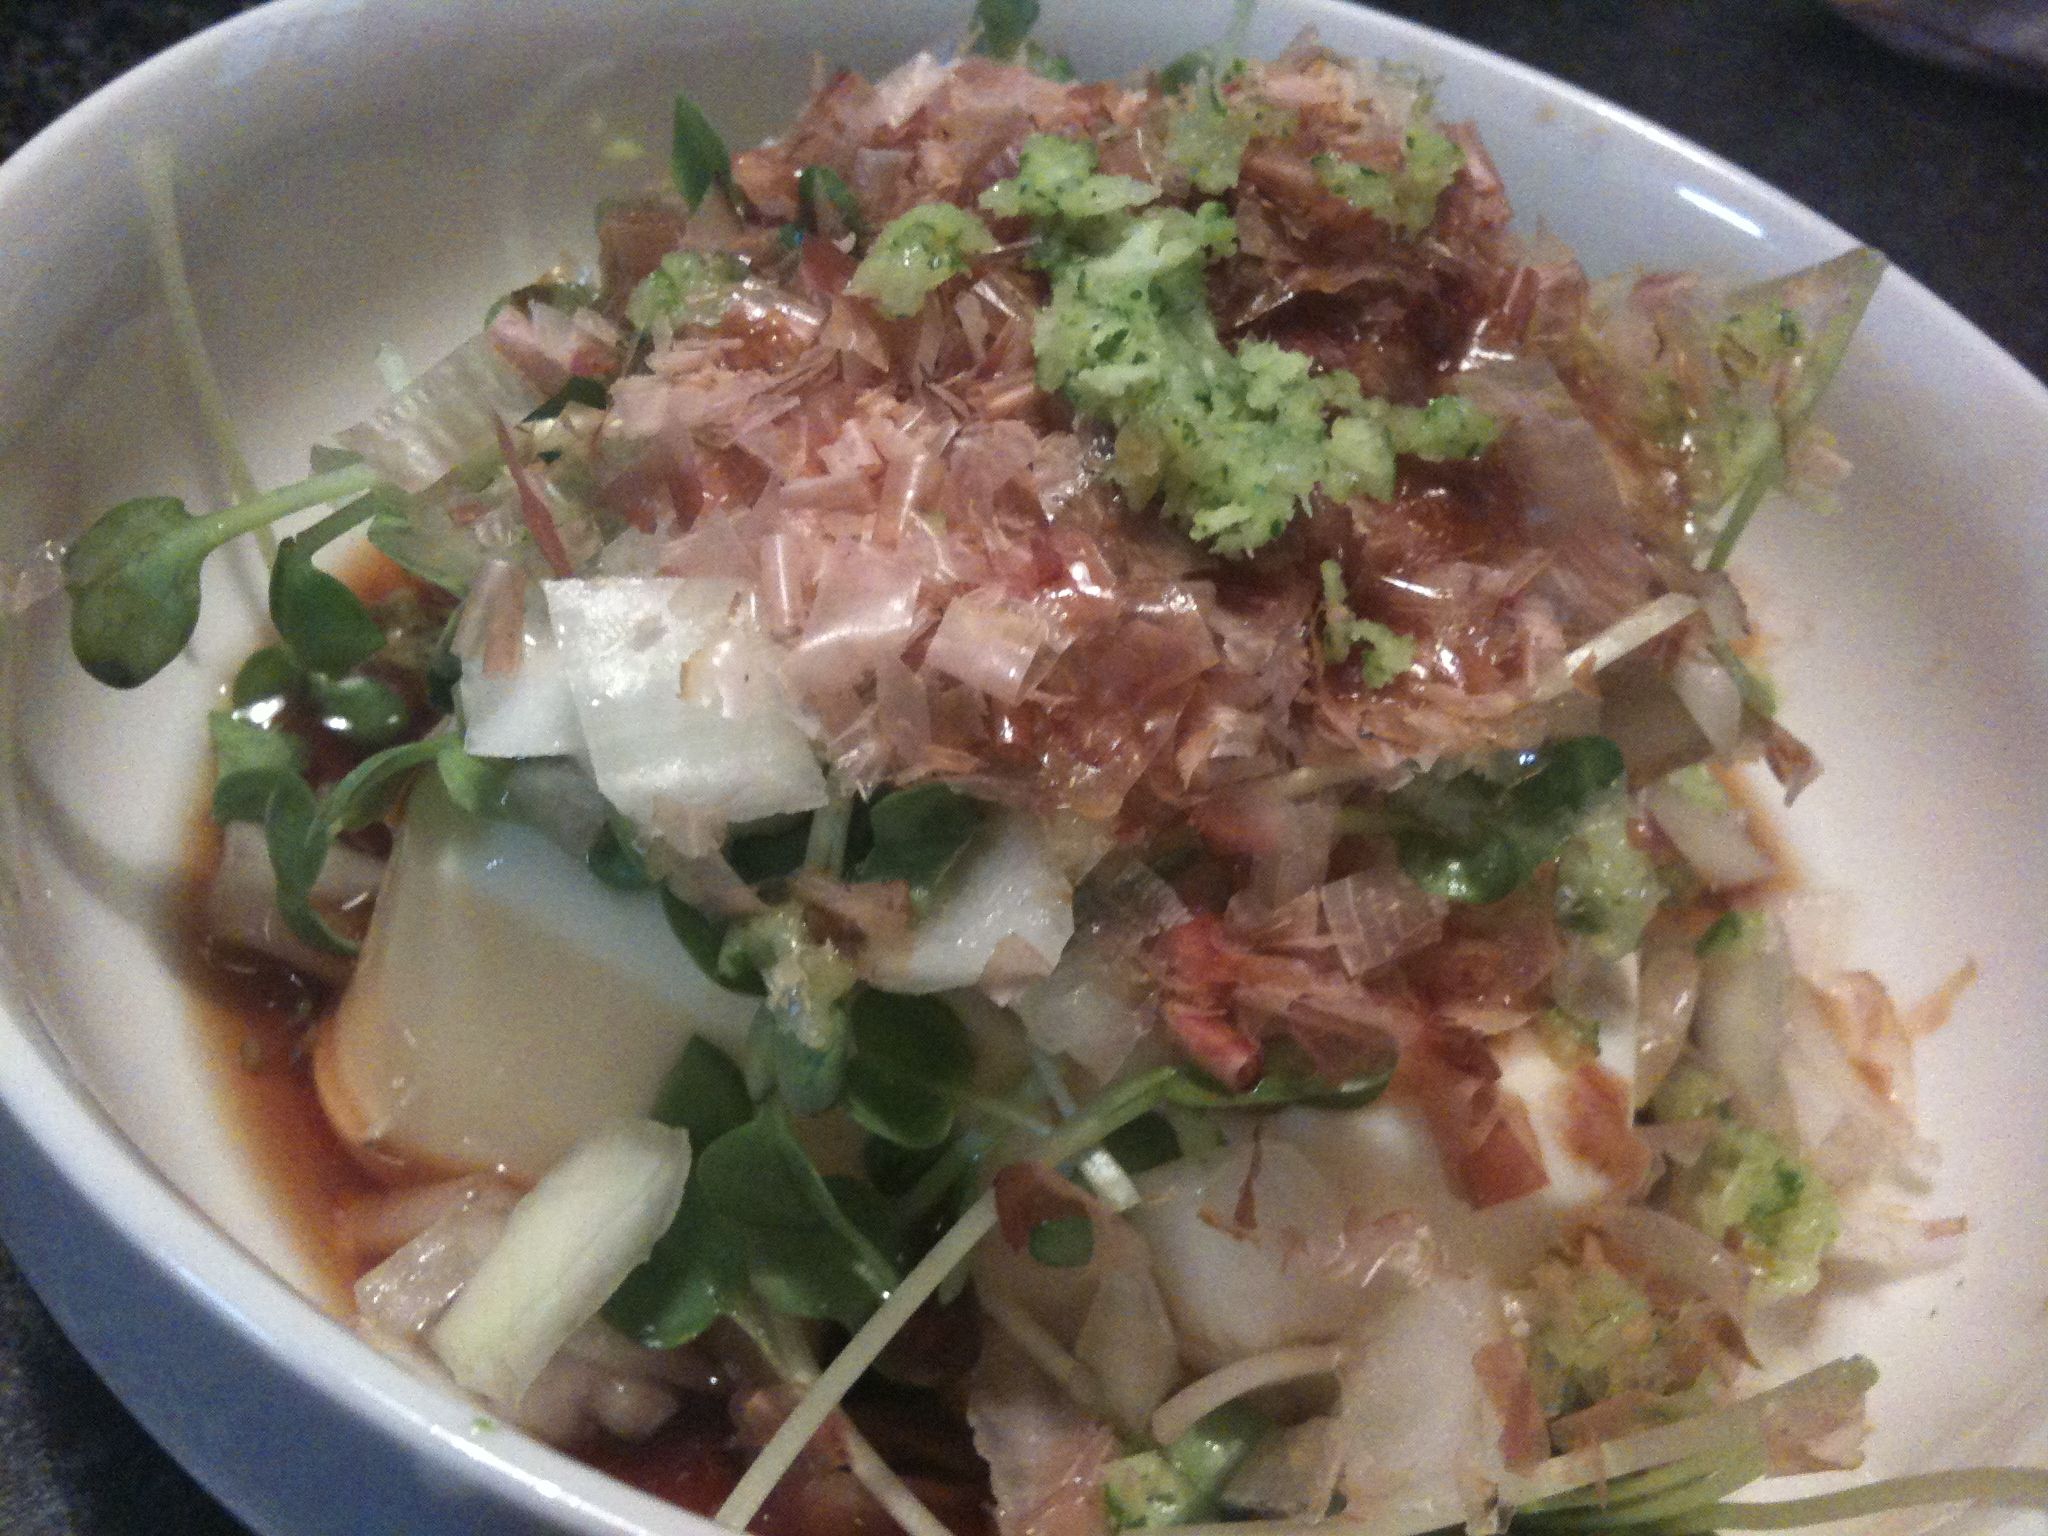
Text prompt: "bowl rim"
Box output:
[[2, 1, 2045, 1533]]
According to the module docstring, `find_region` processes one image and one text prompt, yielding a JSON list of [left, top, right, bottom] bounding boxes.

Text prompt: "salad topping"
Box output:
[[54, 7, 2046, 1536]]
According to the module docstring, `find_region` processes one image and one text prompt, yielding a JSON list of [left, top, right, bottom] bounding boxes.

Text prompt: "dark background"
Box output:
[[0, 2, 2042, 1533]]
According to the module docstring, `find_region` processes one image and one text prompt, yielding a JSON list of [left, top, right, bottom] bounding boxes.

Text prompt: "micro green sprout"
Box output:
[[64, 460, 379, 688]]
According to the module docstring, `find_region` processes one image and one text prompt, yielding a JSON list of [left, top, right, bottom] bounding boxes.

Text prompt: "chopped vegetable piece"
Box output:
[[1105, 1401, 1270, 1528], [1556, 795, 1664, 957], [64, 461, 378, 688], [1393, 736, 1628, 905], [795, 164, 865, 238], [850, 782, 987, 907], [969, 0, 1039, 60], [842, 989, 974, 1150], [847, 204, 996, 318], [724, 908, 858, 1114], [431, 1119, 692, 1406], [625, 250, 747, 332], [1312, 121, 1465, 236], [1319, 558, 1415, 687], [998, 134, 1494, 552], [669, 93, 731, 211], [1669, 1121, 1839, 1296], [1162, 77, 1293, 195]]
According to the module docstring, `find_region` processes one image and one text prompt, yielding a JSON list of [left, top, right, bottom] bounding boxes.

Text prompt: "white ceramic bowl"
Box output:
[[2, 2, 2044, 1533]]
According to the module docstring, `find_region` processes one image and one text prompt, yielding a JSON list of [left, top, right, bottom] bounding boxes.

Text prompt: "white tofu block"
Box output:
[[315, 775, 756, 1182], [1273, 1016, 1641, 1287]]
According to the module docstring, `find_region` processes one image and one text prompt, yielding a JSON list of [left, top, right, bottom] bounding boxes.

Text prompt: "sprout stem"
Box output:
[[714, 1067, 1181, 1530], [186, 462, 381, 555], [1662, 1468, 2048, 1534]]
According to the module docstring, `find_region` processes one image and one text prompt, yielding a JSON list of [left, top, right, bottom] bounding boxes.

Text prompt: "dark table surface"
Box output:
[[1, 3, 2043, 1533]]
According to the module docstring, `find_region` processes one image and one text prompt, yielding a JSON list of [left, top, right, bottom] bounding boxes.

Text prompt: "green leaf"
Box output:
[[1157, 50, 1210, 92], [650, 1036, 755, 1146], [605, 1043, 761, 1349], [660, 888, 767, 996], [1027, 1212, 1094, 1268], [670, 93, 731, 212], [851, 783, 986, 905], [970, 0, 1040, 59], [725, 813, 813, 886], [262, 773, 355, 955], [64, 463, 382, 690], [306, 673, 409, 747], [603, 1178, 748, 1348], [324, 736, 449, 833], [64, 496, 206, 690], [1101, 1112, 1181, 1176], [434, 742, 511, 817], [522, 375, 609, 424], [230, 645, 304, 710], [270, 520, 386, 678], [587, 815, 656, 891], [694, 1105, 902, 1330], [796, 165, 865, 239], [843, 990, 974, 1150], [208, 710, 309, 825], [1022, 41, 1077, 81], [863, 1134, 949, 1197], [822, 1174, 910, 1271], [1393, 736, 1626, 905], [424, 618, 463, 717]]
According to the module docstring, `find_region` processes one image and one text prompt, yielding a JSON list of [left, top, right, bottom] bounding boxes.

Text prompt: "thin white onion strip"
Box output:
[[979, 1290, 1108, 1419], [1149, 1343, 1348, 1449], [1657, 1468, 2048, 1533], [844, 1430, 961, 1536], [1497, 1355, 1877, 1504], [716, 1193, 1001, 1528], [428, 1120, 690, 1409], [716, 1075, 1178, 1529], [1156, 1467, 2048, 1536], [1153, 1359, 1883, 1536], [1542, 593, 1700, 696]]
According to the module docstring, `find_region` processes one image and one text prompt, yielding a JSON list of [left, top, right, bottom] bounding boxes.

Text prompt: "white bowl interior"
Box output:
[[1, 0, 2043, 1530]]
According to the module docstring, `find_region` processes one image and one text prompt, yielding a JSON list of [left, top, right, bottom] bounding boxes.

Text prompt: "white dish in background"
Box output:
[[0, 1, 2043, 1533]]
